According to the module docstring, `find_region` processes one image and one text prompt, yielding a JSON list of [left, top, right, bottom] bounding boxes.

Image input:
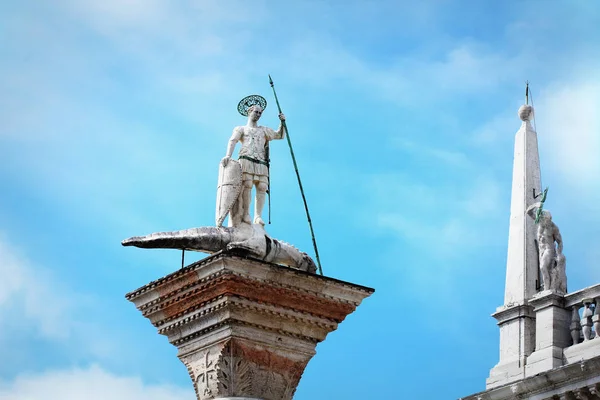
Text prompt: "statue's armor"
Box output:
[[237, 126, 278, 179]]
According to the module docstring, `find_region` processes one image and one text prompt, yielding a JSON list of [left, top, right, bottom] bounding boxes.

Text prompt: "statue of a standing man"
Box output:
[[526, 202, 567, 294], [221, 104, 286, 226]]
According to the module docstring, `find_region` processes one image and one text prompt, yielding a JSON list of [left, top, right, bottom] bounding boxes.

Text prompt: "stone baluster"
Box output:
[[588, 384, 600, 399], [571, 305, 582, 346], [593, 299, 600, 340], [560, 391, 577, 400], [582, 299, 594, 341], [575, 386, 592, 400]]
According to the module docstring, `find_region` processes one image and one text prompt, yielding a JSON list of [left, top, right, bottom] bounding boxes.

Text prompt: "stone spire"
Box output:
[[487, 99, 542, 389], [504, 103, 541, 305]]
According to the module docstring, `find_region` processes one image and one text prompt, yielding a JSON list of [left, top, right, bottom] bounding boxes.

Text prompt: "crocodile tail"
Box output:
[[121, 227, 234, 253]]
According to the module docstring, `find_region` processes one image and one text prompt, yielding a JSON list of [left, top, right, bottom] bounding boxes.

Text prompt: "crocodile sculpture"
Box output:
[[122, 223, 317, 274]]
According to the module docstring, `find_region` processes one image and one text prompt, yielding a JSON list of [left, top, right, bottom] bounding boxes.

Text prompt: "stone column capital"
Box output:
[[126, 253, 374, 400]]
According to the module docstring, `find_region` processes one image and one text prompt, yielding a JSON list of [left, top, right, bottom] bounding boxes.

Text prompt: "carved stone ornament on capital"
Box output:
[[184, 340, 300, 400], [125, 254, 374, 400]]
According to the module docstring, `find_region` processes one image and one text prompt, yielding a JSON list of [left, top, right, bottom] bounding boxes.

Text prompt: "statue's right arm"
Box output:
[[526, 202, 541, 218], [222, 127, 242, 165]]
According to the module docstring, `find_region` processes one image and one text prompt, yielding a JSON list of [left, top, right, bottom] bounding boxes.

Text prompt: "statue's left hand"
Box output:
[[278, 113, 286, 122]]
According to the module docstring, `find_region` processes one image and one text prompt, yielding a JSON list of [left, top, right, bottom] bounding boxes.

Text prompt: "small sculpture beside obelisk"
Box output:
[[526, 197, 567, 295], [122, 87, 374, 400]]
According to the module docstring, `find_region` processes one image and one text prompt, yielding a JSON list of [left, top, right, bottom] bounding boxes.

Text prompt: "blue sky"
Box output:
[[0, 1, 599, 399]]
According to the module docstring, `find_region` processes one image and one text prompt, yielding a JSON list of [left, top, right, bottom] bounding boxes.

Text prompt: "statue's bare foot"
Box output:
[[254, 216, 265, 226], [243, 215, 252, 224]]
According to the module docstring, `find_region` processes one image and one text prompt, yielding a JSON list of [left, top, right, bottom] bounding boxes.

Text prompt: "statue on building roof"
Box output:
[[526, 201, 567, 294]]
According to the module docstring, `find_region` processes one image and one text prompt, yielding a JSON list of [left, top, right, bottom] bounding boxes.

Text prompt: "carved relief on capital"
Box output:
[[250, 368, 297, 400], [216, 340, 254, 397], [182, 340, 303, 400], [185, 346, 221, 400]]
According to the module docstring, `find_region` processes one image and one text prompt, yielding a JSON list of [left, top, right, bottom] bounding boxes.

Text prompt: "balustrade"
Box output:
[[565, 284, 600, 348]]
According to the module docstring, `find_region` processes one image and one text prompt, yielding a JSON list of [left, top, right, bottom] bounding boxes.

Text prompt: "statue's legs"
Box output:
[[241, 178, 253, 224], [254, 181, 268, 226], [228, 198, 243, 227], [539, 249, 553, 290], [555, 254, 567, 293]]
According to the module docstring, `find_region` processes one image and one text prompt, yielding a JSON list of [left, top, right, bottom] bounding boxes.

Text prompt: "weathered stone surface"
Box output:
[[122, 225, 317, 273], [487, 303, 535, 388], [126, 252, 374, 400], [462, 355, 600, 400], [504, 104, 541, 305], [526, 204, 567, 294], [529, 291, 571, 349], [487, 104, 542, 390], [462, 99, 600, 399], [222, 101, 286, 227], [525, 291, 571, 377]]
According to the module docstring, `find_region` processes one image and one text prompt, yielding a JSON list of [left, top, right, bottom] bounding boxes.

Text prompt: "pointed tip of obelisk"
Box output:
[[519, 82, 534, 121]]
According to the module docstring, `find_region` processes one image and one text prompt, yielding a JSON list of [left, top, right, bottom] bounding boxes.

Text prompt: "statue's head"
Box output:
[[247, 105, 263, 122], [542, 210, 552, 220], [300, 252, 317, 274]]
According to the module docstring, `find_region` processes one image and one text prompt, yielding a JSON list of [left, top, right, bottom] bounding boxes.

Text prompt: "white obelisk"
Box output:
[[487, 98, 542, 388]]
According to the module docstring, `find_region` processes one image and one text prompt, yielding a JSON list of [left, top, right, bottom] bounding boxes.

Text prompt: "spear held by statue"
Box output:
[[268, 75, 323, 276]]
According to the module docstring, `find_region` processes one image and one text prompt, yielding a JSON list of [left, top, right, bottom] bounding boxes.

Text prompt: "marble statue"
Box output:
[[526, 202, 567, 293], [122, 95, 316, 273], [221, 104, 286, 227], [122, 224, 316, 273]]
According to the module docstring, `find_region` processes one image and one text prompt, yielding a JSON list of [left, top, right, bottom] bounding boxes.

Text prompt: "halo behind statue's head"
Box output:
[[238, 95, 267, 117]]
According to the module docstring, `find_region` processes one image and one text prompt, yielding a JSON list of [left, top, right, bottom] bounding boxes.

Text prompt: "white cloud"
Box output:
[[536, 80, 600, 192], [0, 235, 73, 340], [376, 213, 482, 255], [45, 1, 541, 111], [470, 108, 517, 147], [282, 36, 529, 108], [0, 365, 193, 400], [0, 234, 131, 363], [368, 171, 504, 258], [0, 235, 192, 395], [391, 138, 471, 168], [459, 176, 504, 218], [2, 0, 594, 234], [468, 76, 600, 215]]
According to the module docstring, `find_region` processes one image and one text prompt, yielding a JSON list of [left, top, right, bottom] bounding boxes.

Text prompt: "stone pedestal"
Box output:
[[525, 291, 570, 377], [487, 303, 535, 389], [125, 252, 374, 400]]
